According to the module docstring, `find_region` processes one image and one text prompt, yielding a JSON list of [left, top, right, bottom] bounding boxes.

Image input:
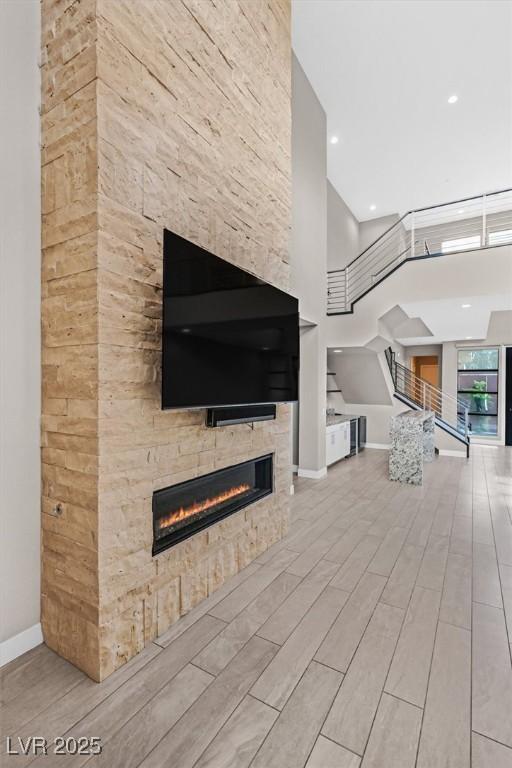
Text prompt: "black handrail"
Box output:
[[326, 186, 512, 277], [327, 214, 407, 274], [384, 347, 469, 442], [384, 347, 470, 456]]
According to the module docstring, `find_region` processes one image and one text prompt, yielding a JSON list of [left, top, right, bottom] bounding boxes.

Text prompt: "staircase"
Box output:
[[328, 187, 512, 315], [384, 347, 470, 457]]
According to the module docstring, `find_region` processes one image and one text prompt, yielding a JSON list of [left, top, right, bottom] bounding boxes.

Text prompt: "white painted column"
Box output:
[[291, 55, 328, 481], [298, 326, 327, 478], [0, 0, 42, 664]]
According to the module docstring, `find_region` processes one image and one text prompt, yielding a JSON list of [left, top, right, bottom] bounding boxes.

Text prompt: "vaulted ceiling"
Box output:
[[292, 0, 512, 221]]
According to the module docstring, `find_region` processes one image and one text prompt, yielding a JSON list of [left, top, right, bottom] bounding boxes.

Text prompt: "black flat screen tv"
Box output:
[[162, 229, 299, 410]]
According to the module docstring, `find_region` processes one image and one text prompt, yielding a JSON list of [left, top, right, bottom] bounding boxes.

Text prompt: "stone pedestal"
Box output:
[[389, 410, 435, 485]]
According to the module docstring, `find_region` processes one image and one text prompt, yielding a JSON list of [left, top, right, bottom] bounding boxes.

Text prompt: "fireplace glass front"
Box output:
[[152, 454, 273, 555]]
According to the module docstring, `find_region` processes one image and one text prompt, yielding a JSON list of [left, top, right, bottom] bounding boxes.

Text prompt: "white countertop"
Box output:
[[326, 413, 360, 427]]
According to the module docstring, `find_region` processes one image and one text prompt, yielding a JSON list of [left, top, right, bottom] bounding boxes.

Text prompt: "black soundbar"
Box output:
[[206, 404, 276, 427]]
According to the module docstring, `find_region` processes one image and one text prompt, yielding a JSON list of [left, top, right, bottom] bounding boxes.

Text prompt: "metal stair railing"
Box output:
[[384, 348, 470, 444], [327, 187, 512, 315]]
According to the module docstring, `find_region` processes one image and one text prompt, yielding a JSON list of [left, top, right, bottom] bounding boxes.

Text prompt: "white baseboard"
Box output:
[[0, 623, 43, 668], [438, 449, 467, 458], [365, 442, 391, 450], [471, 438, 505, 447], [297, 466, 328, 480]]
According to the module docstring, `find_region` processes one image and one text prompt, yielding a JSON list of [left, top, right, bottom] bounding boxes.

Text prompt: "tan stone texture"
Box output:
[[41, 0, 291, 681]]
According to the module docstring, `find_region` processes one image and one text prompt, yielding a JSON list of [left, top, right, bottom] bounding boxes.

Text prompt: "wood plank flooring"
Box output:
[[2, 446, 512, 767]]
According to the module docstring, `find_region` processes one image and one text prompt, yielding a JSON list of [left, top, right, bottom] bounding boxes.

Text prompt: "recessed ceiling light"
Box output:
[[457, 209, 465, 214], [461, 303, 471, 308], [333, 349, 343, 353], [369, 204, 377, 212], [330, 136, 339, 145], [448, 94, 458, 104], [466, 336, 472, 340]]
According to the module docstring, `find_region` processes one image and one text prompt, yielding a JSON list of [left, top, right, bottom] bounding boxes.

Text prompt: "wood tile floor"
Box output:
[[2, 446, 512, 767]]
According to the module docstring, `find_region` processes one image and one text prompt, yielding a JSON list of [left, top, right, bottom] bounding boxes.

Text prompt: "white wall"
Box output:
[[325, 377, 402, 447], [291, 55, 327, 476], [327, 181, 359, 271], [404, 344, 443, 361], [328, 350, 393, 406], [359, 213, 400, 253], [291, 55, 327, 328], [0, 0, 41, 662], [327, 352, 395, 444]]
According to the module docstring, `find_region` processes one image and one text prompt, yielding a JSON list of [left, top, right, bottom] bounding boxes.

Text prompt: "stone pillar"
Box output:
[[389, 410, 435, 485], [41, 0, 292, 681]]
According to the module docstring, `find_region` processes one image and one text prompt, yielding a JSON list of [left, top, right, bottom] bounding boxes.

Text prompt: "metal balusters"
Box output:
[[385, 348, 469, 441], [327, 187, 512, 315]]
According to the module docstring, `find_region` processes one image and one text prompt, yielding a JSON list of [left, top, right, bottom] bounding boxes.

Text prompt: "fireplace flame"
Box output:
[[158, 483, 252, 532]]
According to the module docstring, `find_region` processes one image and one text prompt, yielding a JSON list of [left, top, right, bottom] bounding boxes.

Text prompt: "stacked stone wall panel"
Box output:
[[41, 0, 291, 681]]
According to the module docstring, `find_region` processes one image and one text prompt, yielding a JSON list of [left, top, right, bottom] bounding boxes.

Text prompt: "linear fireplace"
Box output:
[[152, 454, 273, 555]]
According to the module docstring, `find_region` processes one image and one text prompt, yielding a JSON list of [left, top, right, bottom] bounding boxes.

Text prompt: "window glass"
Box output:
[[457, 371, 498, 393], [488, 229, 512, 246], [458, 392, 498, 416], [441, 235, 481, 254], [468, 415, 498, 436], [458, 348, 499, 370]]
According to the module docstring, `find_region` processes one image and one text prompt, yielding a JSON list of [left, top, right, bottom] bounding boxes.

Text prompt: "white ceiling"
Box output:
[[292, 0, 512, 221], [397, 295, 512, 345]]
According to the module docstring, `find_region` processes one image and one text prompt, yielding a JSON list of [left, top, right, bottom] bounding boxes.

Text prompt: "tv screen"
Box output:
[[162, 230, 299, 409]]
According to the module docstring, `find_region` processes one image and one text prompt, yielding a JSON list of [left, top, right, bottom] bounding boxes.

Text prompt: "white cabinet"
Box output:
[[340, 422, 350, 457], [326, 421, 350, 466], [326, 426, 338, 466]]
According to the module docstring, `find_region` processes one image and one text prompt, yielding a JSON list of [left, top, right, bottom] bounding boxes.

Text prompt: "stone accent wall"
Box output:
[[41, 0, 100, 680], [41, 0, 292, 681]]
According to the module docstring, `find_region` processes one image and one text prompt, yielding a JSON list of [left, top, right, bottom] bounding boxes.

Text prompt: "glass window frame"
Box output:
[[457, 347, 499, 437]]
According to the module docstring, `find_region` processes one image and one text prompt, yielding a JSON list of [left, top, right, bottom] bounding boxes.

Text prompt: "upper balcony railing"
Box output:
[[327, 188, 512, 315]]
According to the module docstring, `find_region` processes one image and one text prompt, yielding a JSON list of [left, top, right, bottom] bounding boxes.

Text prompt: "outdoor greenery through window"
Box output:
[[457, 348, 499, 436]]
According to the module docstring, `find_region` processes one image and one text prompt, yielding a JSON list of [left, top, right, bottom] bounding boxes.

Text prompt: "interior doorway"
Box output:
[[412, 355, 440, 388]]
